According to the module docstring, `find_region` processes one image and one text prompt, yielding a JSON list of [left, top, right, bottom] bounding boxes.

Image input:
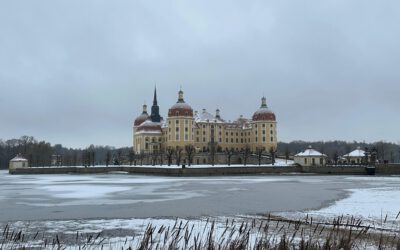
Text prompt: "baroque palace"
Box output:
[[133, 88, 277, 155]]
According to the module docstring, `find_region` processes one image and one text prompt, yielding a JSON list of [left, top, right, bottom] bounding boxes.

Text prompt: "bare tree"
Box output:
[[166, 147, 175, 166], [333, 151, 339, 166], [175, 146, 183, 166], [209, 142, 217, 166], [242, 145, 251, 166], [105, 151, 111, 166], [129, 149, 135, 166], [157, 149, 163, 166], [284, 146, 290, 164], [225, 148, 234, 166], [269, 147, 276, 165], [256, 147, 264, 166], [151, 151, 158, 166], [185, 145, 195, 166]]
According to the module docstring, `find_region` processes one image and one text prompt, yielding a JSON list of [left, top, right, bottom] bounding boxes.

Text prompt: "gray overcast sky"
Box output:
[[1, 1, 399, 148]]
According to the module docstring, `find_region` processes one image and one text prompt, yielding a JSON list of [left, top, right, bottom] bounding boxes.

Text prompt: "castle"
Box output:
[[133, 88, 277, 157]]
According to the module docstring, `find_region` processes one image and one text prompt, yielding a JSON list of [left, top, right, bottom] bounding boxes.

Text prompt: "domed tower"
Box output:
[[251, 97, 277, 152], [133, 104, 149, 152], [166, 89, 194, 149]]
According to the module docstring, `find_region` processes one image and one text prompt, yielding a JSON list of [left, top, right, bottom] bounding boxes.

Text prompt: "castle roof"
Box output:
[[252, 97, 276, 122], [194, 109, 225, 123], [136, 119, 162, 134], [168, 90, 193, 117]]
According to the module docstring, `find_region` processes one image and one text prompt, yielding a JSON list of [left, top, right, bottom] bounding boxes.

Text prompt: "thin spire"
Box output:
[[153, 86, 158, 105]]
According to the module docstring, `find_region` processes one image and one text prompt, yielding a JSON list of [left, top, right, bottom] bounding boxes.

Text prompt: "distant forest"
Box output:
[[0, 136, 399, 169]]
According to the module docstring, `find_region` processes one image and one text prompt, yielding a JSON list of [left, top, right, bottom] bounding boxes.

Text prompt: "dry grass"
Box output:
[[1, 215, 400, 249]]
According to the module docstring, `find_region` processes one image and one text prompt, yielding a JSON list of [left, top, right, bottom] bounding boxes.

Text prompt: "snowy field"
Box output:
[[1, 171, 400, 248]]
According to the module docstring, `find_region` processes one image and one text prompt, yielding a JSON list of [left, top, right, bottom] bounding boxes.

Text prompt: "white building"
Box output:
[[294, 146, 327, 166], [9, 154, 29, 170], [342, 147, 366, 164]]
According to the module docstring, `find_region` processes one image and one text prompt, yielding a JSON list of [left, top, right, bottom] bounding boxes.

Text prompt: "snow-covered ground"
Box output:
[[33, 158, 295, 169]]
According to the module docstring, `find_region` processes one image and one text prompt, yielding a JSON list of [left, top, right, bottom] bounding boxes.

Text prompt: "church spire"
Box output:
[[153, 86, 158, 106], [150, 87, 162, 123]]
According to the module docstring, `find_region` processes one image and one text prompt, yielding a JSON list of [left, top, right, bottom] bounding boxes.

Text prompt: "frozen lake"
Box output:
[[1, 170, 400, 222], [2, 170, 400, 248]]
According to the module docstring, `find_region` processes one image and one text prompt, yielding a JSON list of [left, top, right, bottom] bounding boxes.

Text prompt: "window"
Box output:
[[305, 158, 308, 164], [196, 137, 200, 142], [312, 158, 316, 165], [256, 137, 258, 142], [231, 138, 233, 143], [236, 138, 238, 143], [271, 137, 274, 142], [219, 138, 222, 143], [241, 138, 243, 143], [262, 130, 266, 135], [203, 125, 206, 129], [185, 120, 188, 124], [203, 138, 206, 142], [185, 127, 188, 132], [203, 131, 206, 135], [226, 138, 228, 143], [320, 158, 323, 165], [176, 120, 179, 124], [185, 134, 188, 140], [176, 127, 179, 132], [231, 132, 233, 136], [270, 124, 273, 128], [226, 132, 228, 136], [263, 137, 266, 142], [262, 124, 265, 128]]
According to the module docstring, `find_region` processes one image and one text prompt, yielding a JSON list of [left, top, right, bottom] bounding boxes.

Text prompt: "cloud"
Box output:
[[0, 0, 399, 147]]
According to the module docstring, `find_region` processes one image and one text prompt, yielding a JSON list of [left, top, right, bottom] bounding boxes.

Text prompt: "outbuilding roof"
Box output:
[[343, 147, 366, 158], [295, 146, 327, 157], [10, 154, 28, 162]]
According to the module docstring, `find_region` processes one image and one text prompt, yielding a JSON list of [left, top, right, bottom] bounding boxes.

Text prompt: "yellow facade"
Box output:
[[133, 90, 278, 155]]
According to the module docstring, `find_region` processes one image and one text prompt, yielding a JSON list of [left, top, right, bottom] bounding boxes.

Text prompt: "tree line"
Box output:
[[0, 136, 399, 169], [0, 136, 131, 169]]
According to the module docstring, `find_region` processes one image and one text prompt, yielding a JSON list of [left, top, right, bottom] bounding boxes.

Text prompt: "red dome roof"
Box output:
[[134, 104, 149, 126], [134, 113, 149, 126], [168, 90, 193, 117], [252, 97, 276, 122], [136, 120, 162, 133], [252, 109, 276, 121]]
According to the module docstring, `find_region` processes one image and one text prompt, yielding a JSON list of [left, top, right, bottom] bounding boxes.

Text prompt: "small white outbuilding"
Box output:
[[294, 146, 327, 167], [9, 154, 29, 170], [342, 146, 366, 164]]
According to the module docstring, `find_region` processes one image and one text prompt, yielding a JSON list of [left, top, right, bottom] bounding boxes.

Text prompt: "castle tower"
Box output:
[[166, 89, 194, 149], [251, 96, 277, 152]]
